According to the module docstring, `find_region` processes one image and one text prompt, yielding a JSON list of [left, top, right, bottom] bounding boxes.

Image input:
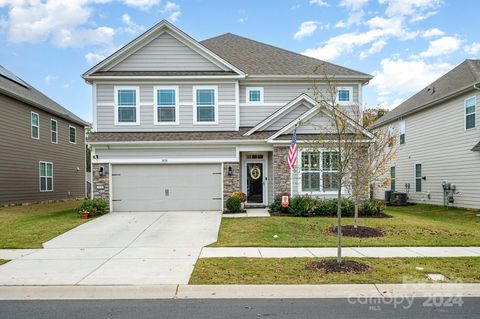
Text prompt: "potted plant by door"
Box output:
[[231, 192, 247, 212]]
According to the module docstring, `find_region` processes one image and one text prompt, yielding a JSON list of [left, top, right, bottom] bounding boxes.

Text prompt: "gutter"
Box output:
[[83, 74, 246, 83]]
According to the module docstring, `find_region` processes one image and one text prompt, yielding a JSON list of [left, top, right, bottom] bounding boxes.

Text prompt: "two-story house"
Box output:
[[0, 65, 87, 205], [373, 59, 480, 209], [84, 20, 373, 212]]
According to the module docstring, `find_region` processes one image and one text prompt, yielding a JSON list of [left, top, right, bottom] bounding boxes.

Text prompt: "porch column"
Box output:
[[273, 146, 291, 196], [223, 162, 241, 206]]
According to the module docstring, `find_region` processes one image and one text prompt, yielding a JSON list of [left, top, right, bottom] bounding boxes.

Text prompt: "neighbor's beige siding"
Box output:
[[374, 90, 480, 209], [0, 94, 85, 205]]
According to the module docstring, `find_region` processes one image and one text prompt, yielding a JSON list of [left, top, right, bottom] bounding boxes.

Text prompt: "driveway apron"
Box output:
[[0, 211, 222, 285]]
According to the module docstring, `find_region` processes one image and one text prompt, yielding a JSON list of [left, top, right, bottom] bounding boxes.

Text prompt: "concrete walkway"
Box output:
[[0, 211, 222, 286], [200, 246, 480, 258], [0, 283, 479, 300]]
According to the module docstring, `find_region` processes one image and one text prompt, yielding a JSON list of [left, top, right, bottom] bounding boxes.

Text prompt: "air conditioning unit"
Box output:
[[385, 190, 393, 203], [390, 192, 408, 206]]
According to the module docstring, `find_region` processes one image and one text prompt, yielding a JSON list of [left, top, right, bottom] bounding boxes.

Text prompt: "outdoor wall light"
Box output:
[[99, 166, 104, 177], [228, 166, 233, 176]]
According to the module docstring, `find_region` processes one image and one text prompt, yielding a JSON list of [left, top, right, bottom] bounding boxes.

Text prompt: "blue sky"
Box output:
[[0, 0, 479, 122]]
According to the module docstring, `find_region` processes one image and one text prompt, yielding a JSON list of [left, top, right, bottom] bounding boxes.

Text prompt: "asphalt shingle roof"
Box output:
[[0, 65, 87, 126], [374, 59, 480, 128], [200, 33, 372, 79]]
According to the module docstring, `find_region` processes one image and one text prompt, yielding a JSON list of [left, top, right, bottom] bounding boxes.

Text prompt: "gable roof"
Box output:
[[200, 33, 373, 80], [0, 65, 87, 126], [82, 20, 244, 80], [374, 59, 480, 128]]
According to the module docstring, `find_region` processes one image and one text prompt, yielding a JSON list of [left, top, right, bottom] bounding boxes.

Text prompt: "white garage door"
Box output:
[[111, 164, 222, 212]]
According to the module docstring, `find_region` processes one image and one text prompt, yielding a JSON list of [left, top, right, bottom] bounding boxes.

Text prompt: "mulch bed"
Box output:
[[329, 225, 385, 238], [270, 212, 392, 218], [307, 260, 371, 273]]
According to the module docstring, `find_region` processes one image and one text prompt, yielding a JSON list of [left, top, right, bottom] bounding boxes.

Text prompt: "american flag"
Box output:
[[288, 127, 297, 170]]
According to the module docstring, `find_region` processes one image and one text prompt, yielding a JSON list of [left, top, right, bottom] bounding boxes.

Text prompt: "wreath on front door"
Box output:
[[250, 165, 262, 180]]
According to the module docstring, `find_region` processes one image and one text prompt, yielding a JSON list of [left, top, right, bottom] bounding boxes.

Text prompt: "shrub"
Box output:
[[269, 196, 287, 214], [75, 198, 109, 217], [362, 199, 385, 216], [314, 199, 337, 216], [231, 191, 247, 203], [288, 195, 318, 217], [226, 196, 242, 213]]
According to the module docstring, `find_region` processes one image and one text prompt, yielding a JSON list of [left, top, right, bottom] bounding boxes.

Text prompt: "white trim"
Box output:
[[193, 85, 218, 125], [93, 158, 237, 164], [31, 111, 39, 140], [221, 162, 225, 210], [153, 86, 179, 125], [245, 74, 372, 81], [235, 81, 240, 131], [244, 94, 317, 136], [240, 102, 284, 107], [39, 161, 53, 192], [85, 75, 245, 81], [69, 125, 77, 144], [96, 102, 114, 107], [50, 119, 58, 144], [242, 153, 268, 206], [92, 82, 97, 132], [414, 162, 422, 193], [297, 149, 341, 196], [464, 96, 476, 130], [108, 163, 113, 213], [89, 139, 266, 146], [336, 86, 353, 105], [91, 147, 96, 199], [245, 87, 264, 104], [114, 86, 140, 125]]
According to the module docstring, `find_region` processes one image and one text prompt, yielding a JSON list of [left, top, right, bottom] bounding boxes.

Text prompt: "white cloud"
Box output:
[[422, 28, 444, 38], [294, 21, 318, 40], [44, 75, 57, 84], [360, 40, 387, 59], [121, 13, 145, 34], [52, 26, 115, 48], [238, 16, 248, 23], [379, 0, 443, 18], [85, 52, 105, 64], [63, 83, 70, 89], [309, 0, 330, 6], [339, 0, 368, 26], [465, 42, 480, 55], [121, 0, 161, 10], [161, 2, 181, 23], [370, 58, 452, 108], [420, 36, 461, 58]]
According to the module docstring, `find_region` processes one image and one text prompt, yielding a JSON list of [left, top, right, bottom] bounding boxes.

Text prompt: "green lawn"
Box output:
[[190, 257, 480, 284], [0, 260, 8, 266], [0, 200, 87, 249], [212, 204, 480, 247]]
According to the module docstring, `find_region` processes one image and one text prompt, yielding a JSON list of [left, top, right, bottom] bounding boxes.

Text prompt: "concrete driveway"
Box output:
[[0, 211, 222, 285]]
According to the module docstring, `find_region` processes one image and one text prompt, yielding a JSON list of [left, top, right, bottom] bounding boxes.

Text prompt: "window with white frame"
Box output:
[[155, 86, 178, 124], [390, 166, 396, 191], [31, 112, 39, 139], [337, 87, 352, 105], [246, 87, 263, 103], [194, 86, 217, 124], [69, 126, 76, 144], [415, 163, 422, 192], [115, 87, 139, 124], [50, 119, 57, 143], [465, 96, 476, 130], [39, 161, 53, 192], [300, 150, 339, 193], [399, 120, 406, 145]]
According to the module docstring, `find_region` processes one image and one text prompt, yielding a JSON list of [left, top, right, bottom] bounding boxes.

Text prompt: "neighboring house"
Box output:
[[0, 65, 88, 205], [84, 20, 372, 212], [372, 59, 480, 209]]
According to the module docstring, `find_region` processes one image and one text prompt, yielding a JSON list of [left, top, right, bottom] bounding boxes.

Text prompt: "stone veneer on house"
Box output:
[[92, 163, 110, 202], [273, 146, 291, 196], [223, 162, 240, 206]]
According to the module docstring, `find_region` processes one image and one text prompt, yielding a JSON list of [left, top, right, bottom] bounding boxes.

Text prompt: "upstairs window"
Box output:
[[465, 96, 476, 130], [155, 87, 178, 124], [31, 112, 39, 139], [399, 120, 406, 145], [69, 126, 76, 144], [194, 86, 217, 124], [337, 87, 352, 105], [51, 119, 57, 144], [39, 161, 53, 192], [246, 87, 263, 103], [415, 163, 422, 192], [390, 166, 396, 191], [115, 87, 139, 124]]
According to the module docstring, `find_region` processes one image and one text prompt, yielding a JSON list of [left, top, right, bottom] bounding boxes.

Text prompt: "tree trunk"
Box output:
[[354, 203, 359, 228], [337, 187, 342, 263]]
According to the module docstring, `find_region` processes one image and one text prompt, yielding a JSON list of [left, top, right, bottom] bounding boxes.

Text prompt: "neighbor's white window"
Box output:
[[390, 166, 396, 192], [69, 126, 76, 144], [50, 119, 57, 144], [300, 150, 339, 193], [154, 86, 178, 125], [415, 163, 422, 193], [39, 161, 53, 192], [399, 120, 406, 145], [194, 86, 218, 124], [465, 96, 476, 130], [31, 112, 39, 139], [246, 87, 264, 103], [115, 86, 139, 125], [336, 87, 353, 105]]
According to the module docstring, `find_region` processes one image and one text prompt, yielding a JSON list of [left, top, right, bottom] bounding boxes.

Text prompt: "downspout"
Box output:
[[474, 83, 480, 91]]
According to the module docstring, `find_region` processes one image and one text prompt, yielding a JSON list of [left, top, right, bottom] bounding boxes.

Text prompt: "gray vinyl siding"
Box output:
[[373, 90, 480, 209], [95, 81, 236, 132], [110, 32, 222, 72], [94, 147, 237, 161], [264, 104, 309, 131], [239, 82, 360, 127], [0, 94, 85, 205], [296, 114, 334, 134]]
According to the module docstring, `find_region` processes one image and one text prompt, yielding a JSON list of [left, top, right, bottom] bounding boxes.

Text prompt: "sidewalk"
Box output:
[[200, 246, 480, 258], [0, 283, 479, 300]]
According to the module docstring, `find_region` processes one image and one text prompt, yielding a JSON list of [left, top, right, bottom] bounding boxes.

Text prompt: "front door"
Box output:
[[246, 162, 264, 205]]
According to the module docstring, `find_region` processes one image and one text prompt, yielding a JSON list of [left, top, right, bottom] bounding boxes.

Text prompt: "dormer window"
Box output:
[[336, 87, 353, 105], [246, 87, 264, 104]]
